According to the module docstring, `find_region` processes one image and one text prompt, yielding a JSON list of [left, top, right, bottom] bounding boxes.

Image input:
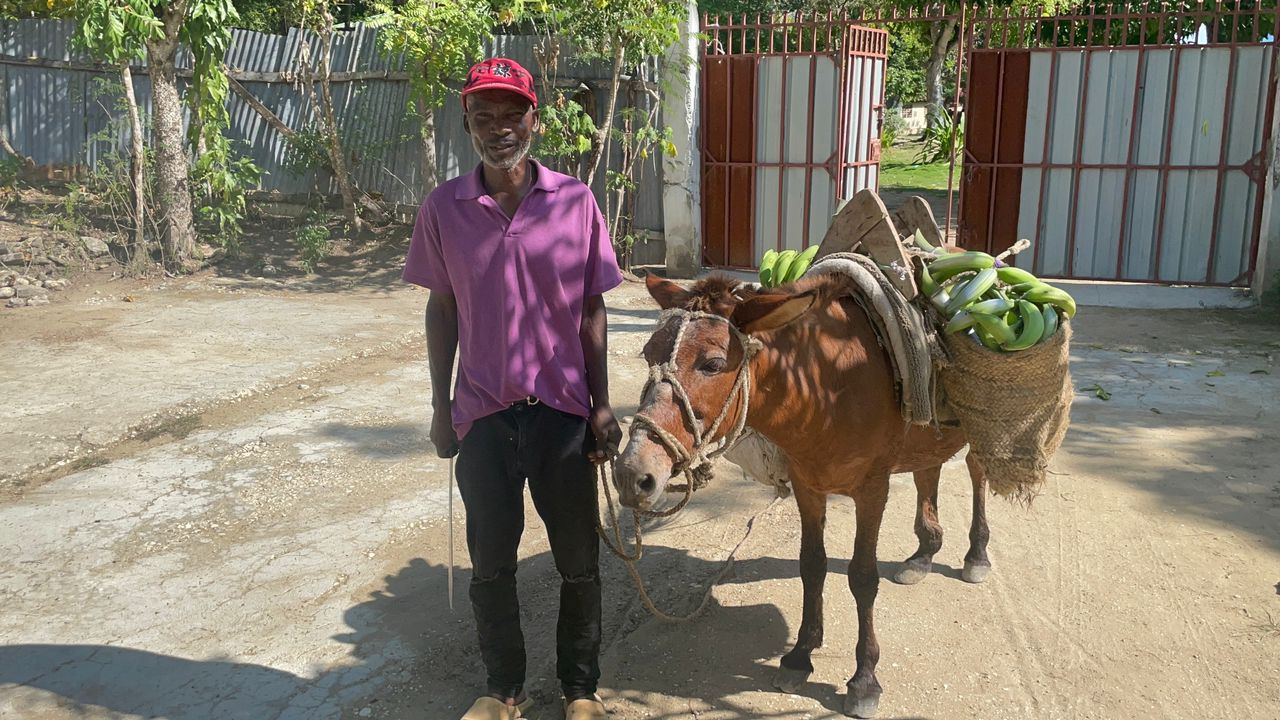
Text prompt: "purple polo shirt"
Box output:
[[402, 160, 623, 438]]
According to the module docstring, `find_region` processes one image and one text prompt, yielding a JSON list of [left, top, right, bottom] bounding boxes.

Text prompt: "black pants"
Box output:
[[455, 400, 601, 700]]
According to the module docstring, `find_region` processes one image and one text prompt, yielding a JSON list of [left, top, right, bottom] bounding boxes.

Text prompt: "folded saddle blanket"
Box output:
[[804, 251, 942, 427], [725, 251, 946, 497]]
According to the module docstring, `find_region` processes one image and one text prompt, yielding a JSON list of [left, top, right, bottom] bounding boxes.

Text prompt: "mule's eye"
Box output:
[[698, 357, 727, 375]]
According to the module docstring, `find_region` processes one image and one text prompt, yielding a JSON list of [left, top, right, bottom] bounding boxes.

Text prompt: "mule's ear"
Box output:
[[731, 291, 817, 334], [646, 273, 687, 310]]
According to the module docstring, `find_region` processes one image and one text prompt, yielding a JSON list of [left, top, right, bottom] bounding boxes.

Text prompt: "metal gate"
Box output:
[[961, 5, 1279, 286], [700, 14, 887, 270]]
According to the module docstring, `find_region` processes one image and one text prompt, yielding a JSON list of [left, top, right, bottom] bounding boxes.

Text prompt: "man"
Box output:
[[402, 57, 623, 720]]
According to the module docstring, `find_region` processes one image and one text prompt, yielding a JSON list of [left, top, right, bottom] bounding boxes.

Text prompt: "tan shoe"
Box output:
[[564, 694, 608, 719], [460, 695, 531, 720]]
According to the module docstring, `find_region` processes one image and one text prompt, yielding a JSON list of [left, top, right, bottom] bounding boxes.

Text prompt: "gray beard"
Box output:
[[472, 134, 533, 170]]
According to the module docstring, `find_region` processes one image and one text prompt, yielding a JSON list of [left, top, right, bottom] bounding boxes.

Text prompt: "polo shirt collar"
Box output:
[[455, 159, 561, 200]]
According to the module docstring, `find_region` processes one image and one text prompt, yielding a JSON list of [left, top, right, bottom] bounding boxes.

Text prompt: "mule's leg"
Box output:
[[845, 476, 887, 718], [892, 466, 943, 585], [774, 483, 828, 693], [962, 454, 992, 584]]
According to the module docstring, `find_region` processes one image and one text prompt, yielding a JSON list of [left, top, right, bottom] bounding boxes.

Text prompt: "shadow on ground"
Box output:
[[0, 529, 959, 720]]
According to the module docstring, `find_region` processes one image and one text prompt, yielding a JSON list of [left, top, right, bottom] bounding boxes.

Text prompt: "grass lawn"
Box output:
[[879, 140, 958, 192]]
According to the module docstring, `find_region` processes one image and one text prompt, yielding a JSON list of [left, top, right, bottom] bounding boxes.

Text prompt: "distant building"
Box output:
[[896, 102, 929, 136]]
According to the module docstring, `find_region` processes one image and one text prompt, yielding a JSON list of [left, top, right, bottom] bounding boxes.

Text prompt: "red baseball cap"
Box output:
[[461, 58, 538, 110]]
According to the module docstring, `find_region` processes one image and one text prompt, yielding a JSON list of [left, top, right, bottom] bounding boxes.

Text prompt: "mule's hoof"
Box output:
[[892, 558, 931, 585], [843, 688, 882, 718], [773, 665, 811, 694], [962, 559, 992, 584]]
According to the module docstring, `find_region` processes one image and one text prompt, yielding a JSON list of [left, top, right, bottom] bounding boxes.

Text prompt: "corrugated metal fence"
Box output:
[[700, 16, 888, 270], [0, 19, 664, 233], [1016, 46, 1273, 285], [960, 5, 1279, 287]]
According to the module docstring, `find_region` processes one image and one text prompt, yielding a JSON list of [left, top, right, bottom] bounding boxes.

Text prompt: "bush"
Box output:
[[192, 144, 263, 251], [917, 108, 964, 165], [0, 155, 21, 188], [0, 156, 20, 214], [294, 213, 333, 273], [880, 107, 907, 149]]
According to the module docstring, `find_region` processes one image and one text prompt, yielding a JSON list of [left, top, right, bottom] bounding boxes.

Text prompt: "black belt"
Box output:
[[510, 396, 541, 408]]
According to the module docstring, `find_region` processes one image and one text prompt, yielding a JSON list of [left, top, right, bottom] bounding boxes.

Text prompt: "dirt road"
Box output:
[[1, 268, 1278, 720]]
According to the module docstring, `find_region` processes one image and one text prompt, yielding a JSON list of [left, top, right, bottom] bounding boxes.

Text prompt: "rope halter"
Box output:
[[630, 308, 764, 494]]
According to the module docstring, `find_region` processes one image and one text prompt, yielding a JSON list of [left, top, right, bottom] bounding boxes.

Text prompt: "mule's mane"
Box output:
[[679, 275, 741, 315], [681, 273, 854, 316]]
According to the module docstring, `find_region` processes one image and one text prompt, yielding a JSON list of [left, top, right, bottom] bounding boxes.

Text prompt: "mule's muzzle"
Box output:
[[614, 438, 672, 510]]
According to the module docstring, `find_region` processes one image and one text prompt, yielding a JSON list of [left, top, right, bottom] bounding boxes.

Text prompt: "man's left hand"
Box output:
[[588, 405, 622, 465]]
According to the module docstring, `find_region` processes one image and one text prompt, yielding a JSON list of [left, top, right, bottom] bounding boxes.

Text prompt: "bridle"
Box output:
[[629, 308, 763, 498], [593, 306, 769, 622]]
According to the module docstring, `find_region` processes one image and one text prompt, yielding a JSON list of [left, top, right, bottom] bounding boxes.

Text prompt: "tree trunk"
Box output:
[[925, 18, 959, 127], [120, 62, 148, 272], [416, 97, 437, 196], [146, 1, 198, 269], [316, 3, 361, 231], [0, 132, 32, 168], [584, 45, 625, 189], [609, 86, 638, 237], [0, 64, 34, 169]]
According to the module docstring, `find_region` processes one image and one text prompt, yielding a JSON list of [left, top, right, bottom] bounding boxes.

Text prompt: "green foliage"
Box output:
[[522, 0, 684, 259], [551, 0, 684, 63], [0, 0, 75, 18], [696, 0, 801, 14], [917, 108, 963, 165], [31, 181, 88, 234], [601, 105, 675, 266], [71, 0, 162, 63], [880, 106, 906, 149], [79, 77, 158, 243], [231, 0, 297, 32], [283, 128, 334, 177], [607, 106, 676, 180], [367, 0, 495, 109], [183, 0, 239, 149], [884, 22, 927, 107], [57, 182, 87, 232], [0, 156, 16, 222], [0, 155, 20, 188], [85, 145, 159, 240], [192, 136, 263, 249], [294, 212, 333, 272], [70, 0, 249, 261], [179, 0, 259, 251], [537, 95, 597, 161]]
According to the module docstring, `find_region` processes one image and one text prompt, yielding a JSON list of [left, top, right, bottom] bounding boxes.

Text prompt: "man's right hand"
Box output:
[[431, 412, 459, 458]]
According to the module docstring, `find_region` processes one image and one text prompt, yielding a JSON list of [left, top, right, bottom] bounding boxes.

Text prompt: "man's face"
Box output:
[[463, 89, 538, 171]]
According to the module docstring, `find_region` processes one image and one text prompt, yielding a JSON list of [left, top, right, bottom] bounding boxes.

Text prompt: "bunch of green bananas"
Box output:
[[914, 232, 1076, 352], [758, 245, 820, 288]]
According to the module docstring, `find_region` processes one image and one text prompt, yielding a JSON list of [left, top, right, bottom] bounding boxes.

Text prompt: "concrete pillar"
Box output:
[[1255, 77, 1280, 303], [660, 0, 701, 278]]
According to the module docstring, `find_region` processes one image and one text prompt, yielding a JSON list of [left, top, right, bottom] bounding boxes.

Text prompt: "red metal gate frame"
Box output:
[[959, 3, 1280, 286], [850, 5, 967, 237], [701, 14, 887, 269]]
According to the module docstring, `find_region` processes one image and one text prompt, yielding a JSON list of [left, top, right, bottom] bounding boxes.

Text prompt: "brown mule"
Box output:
[[615, 273, 991, 718]]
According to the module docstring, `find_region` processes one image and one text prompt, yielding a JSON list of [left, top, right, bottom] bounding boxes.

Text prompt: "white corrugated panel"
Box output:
[[1016, 45, 1271, 285]]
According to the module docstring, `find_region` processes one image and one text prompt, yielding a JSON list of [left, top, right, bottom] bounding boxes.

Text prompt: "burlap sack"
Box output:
[[939, 322, 1073, 504]]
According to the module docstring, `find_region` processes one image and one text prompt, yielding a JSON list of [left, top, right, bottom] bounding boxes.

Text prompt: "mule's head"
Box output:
[[614, 273, 817, 509]]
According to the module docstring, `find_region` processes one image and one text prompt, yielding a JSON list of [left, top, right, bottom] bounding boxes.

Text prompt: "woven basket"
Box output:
[[939, 322, 1074, 504]]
